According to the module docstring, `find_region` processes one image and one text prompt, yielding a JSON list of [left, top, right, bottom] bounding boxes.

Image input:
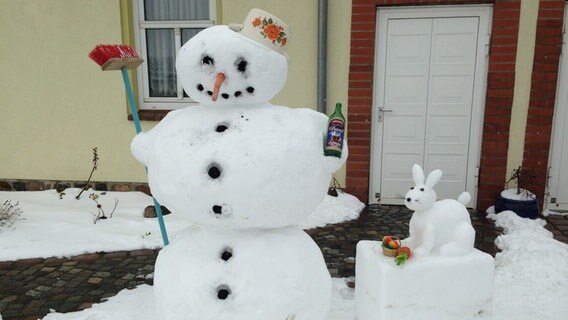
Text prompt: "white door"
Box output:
[[370, 6, 492, 207], [547, 3, 568, 211]]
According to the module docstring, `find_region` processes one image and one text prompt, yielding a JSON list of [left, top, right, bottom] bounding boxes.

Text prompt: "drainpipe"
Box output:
[[317, 0, 328, 114]]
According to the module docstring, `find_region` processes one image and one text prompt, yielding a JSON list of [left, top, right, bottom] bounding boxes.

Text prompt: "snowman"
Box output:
[[130, 9, 347, 320]]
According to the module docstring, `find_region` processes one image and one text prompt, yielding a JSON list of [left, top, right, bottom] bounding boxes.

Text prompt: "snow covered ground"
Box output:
[[489, 210, 568, 320], [38, 209, 568, 320], [1, 190, 567, 319], [40, 278, 354, 320], [34, 209, 568, 320], [0, 188, 363, 261], [544, 209, 568, 217]]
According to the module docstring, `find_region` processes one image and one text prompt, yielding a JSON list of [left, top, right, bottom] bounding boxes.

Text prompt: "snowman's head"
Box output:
[[177, 25, 288, 105]]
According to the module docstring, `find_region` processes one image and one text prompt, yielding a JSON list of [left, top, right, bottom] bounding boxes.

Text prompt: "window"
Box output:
[[133, 0, 216, 110]]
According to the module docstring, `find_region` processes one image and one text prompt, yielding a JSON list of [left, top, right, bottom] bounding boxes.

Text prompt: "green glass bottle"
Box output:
[[324, 103, 346, 157]]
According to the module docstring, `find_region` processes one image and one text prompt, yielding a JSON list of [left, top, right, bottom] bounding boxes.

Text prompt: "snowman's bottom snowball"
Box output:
[[154, 226, 332, 320]]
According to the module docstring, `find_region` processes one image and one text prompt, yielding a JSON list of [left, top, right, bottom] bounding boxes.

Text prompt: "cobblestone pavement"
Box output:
[[0, 250, 158, 320], [1, 205, 568, 320]]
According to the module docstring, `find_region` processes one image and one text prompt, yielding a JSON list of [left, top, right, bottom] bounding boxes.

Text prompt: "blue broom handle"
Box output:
[[121, 67, 170, 246], [121, 68, 143, 134]]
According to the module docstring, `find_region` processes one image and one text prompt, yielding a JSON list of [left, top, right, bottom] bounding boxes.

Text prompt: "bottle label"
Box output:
[[326, 119, 344, 151]]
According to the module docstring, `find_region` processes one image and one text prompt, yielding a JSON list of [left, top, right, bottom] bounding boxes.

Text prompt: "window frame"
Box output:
[[132, 0, 216, 110]]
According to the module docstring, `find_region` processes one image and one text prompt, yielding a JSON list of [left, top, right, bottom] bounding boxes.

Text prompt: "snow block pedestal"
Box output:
[[354, 240, 494, 320]]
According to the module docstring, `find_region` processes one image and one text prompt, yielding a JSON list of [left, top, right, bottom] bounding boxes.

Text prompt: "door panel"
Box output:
[[377, 15, 480, 204], [553, 131, 568, 208], [556, 134, 568, 207], [379, 19, 432, 201], [425, 18, 478, 198], [548, 4, 568, 210]]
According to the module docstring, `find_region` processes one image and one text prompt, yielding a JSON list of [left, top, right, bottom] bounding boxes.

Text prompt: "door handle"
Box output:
[[377, 107, 392, 123]]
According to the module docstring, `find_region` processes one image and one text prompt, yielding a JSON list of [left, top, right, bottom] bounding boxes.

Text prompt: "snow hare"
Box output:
[[403, 164, 475, 256]]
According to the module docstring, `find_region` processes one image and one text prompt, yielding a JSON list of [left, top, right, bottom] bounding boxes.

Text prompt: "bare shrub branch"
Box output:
[[0, 200, 24, 232]]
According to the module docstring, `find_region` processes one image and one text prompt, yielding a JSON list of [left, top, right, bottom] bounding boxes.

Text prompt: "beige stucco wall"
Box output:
[[506, 0, 539, 180], [325, 0, 352, 185], [221, 0, 352, 185], [0, 0, 351, 185], [0, 0, 151, 182]]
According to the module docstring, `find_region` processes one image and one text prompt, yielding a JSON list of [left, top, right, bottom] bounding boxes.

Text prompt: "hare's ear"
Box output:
[[412, 164, 425, 185], [425, 169, 443, 188]]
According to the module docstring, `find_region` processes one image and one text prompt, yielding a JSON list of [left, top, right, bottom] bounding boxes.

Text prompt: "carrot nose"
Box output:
[[211, 73, 225, 102]]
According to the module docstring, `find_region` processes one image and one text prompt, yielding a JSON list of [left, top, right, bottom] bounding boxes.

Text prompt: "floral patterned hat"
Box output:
[[229, 8, 290, 56]]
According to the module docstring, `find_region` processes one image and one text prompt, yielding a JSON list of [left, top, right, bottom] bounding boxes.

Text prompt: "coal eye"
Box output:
[[202, 55, 214, 65], [410, 187, 414, 190], [236, 58, 248, 73], [420, 188, 424, 192]]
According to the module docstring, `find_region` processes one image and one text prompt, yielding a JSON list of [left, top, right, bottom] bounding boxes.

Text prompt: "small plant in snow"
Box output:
[[89, 193, 118, 224], [76, 147, 99, 200], [0, 200, 24, 232], [327, 177, 343, 197], [505, 166, 536, 200]]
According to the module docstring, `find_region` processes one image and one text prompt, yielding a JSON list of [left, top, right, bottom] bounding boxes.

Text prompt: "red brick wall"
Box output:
[[522, 0, 565, 204], [477, 1, 521, 209], [346, 0, 377, 203], [346, 0, 520, 208]]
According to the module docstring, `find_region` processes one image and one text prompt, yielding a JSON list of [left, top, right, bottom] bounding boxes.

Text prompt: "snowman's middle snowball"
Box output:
[[132, 104, 346, 229]]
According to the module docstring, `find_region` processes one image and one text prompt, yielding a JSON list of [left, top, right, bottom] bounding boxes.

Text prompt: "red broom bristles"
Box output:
[[89, 44, 140, 66]]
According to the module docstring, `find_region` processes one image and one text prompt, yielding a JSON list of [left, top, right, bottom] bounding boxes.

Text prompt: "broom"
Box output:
[[89, 44, 170, 246]]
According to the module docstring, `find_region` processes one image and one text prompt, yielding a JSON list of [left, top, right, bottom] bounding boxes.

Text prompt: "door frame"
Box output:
[[369, 5, 493, 207], [546, 3, 568, 211]]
